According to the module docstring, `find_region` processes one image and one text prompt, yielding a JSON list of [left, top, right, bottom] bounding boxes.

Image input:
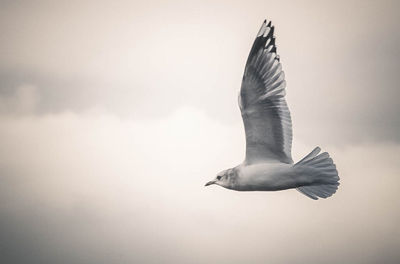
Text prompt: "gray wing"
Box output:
[[239, 20, 293, 164]]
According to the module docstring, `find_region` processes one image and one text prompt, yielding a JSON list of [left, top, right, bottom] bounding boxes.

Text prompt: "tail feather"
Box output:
[[295, 147, 340, 200], [296, 146, 321, 163]]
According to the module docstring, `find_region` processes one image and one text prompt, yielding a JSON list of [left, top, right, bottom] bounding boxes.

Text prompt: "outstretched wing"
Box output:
[[239, 20, 293, 164]]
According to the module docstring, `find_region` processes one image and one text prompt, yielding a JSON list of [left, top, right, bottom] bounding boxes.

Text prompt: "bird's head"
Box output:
[[205, 168, 237, 189]]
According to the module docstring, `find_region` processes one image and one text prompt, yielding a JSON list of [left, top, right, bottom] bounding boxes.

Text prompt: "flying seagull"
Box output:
[[205, 20, 340, 200]]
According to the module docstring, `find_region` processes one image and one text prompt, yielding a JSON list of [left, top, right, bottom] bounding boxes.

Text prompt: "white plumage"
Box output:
[[205, 20, 340, 200]]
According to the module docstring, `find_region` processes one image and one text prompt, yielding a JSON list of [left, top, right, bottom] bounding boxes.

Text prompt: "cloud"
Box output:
[[0, 108, 399, 263], [1, 0, 399, 143], [0, 84, 38, 115]]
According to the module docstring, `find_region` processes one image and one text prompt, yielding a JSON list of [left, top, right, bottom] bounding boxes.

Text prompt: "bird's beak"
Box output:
[[205, 180, 216, 187]]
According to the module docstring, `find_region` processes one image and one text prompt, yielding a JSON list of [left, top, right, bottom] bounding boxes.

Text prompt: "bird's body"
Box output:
[[232, 162, 298, 191], [205, 20, 340, 200]]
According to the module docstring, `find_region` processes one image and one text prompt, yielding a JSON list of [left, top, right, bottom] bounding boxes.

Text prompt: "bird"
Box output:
[[205, 20, 340, 200]]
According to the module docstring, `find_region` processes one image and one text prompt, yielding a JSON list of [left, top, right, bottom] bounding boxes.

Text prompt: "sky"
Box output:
[[0, 0, 399, 263]]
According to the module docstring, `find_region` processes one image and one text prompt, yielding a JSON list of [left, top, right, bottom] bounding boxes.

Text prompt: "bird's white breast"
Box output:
[[235, 162, 296, 191]]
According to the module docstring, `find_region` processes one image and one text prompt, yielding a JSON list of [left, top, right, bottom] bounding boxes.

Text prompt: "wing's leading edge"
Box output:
[[239, 20, 293, 164]]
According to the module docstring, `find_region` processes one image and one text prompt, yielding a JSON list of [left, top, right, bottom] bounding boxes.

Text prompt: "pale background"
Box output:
[[0, 0, 399, 263]]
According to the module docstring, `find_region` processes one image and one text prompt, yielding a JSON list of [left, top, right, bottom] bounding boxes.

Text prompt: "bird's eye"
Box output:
[[216, 176, 222, 180]]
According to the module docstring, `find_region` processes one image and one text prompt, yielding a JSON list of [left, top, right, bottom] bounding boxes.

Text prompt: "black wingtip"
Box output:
[[247, 19, 279, 66]]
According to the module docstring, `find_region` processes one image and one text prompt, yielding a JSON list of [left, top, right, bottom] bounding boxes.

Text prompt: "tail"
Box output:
[[294, 147, 340, 200]]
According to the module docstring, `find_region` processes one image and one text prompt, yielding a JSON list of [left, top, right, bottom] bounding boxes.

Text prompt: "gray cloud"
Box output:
[[0, 112, 399, 264], [1, 0, 399, 144]]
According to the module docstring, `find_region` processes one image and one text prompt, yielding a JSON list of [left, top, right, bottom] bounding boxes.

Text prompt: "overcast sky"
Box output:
[[0, 0, 399, 263]]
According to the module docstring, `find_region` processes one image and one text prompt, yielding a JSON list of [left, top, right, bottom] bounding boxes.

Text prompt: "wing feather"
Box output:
[[240, 20, 293, 164]]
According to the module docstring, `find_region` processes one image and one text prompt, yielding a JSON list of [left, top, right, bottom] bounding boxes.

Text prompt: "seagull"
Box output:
[[205, 20, 340, 200]]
